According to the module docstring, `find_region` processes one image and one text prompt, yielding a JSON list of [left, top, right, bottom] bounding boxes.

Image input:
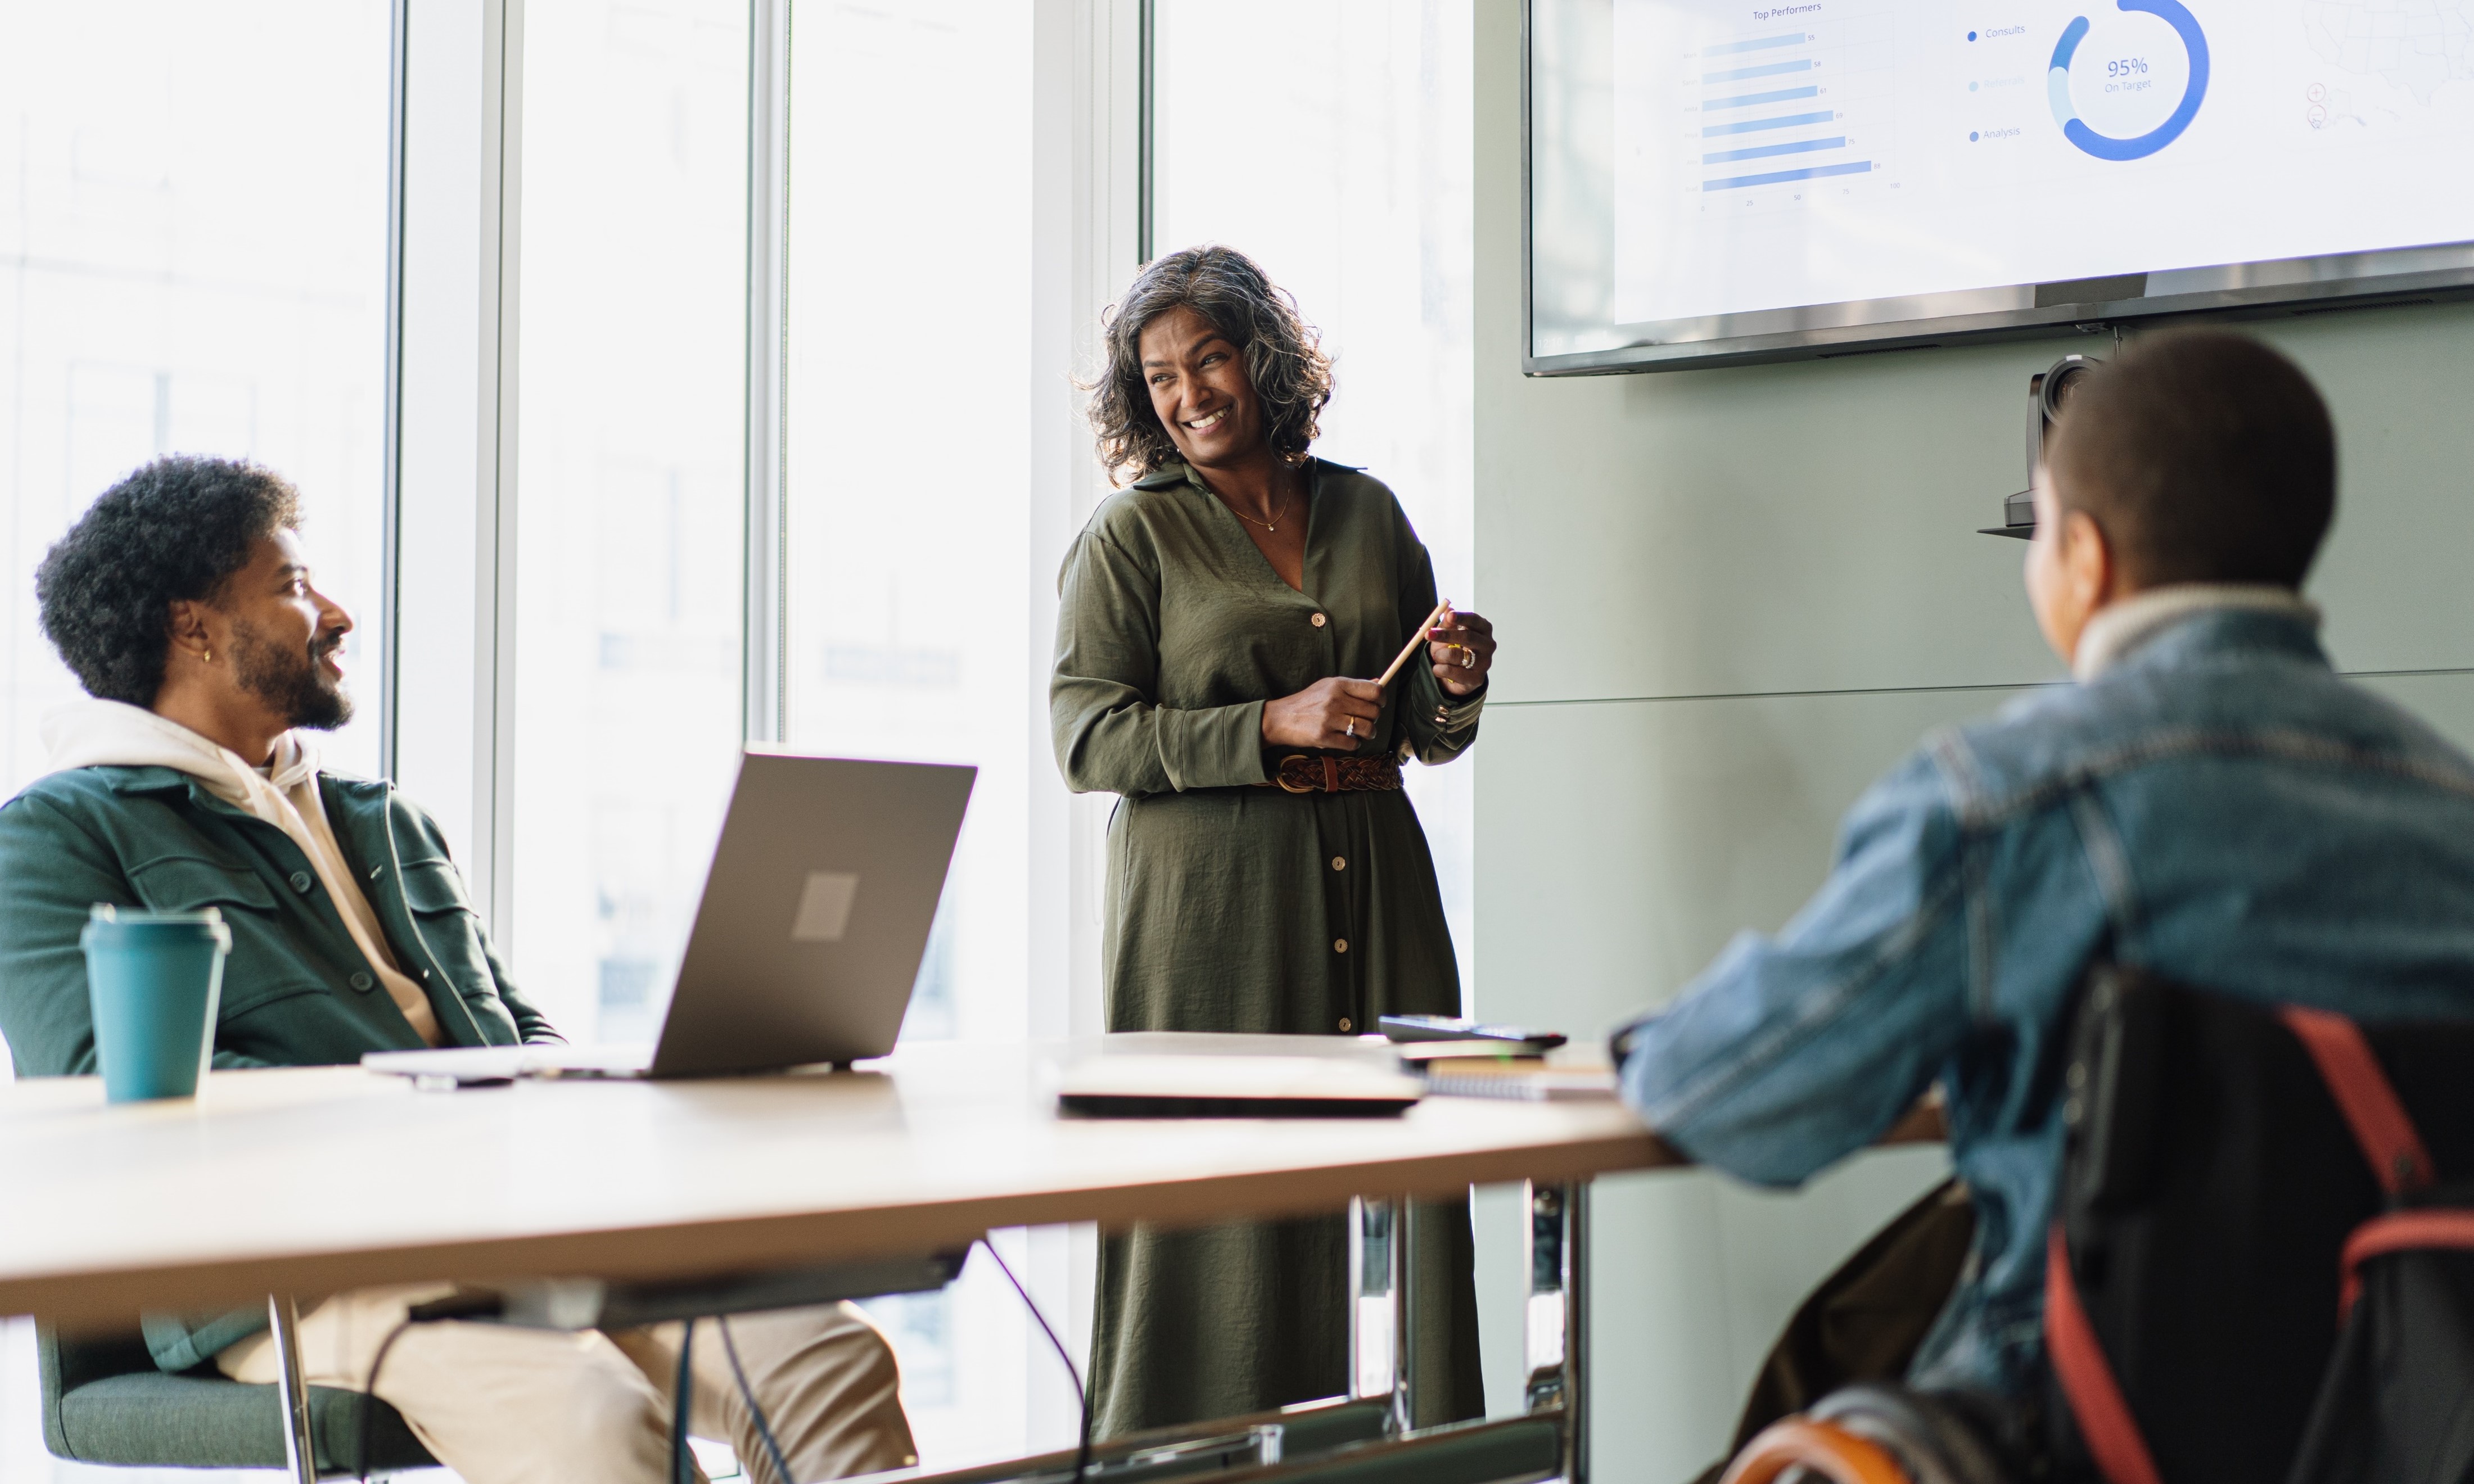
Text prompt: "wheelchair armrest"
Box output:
[[1721, 1419, 1915, 1484]]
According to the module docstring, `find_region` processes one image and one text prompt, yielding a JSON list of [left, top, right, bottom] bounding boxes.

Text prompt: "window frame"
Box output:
[[390, 0, 1143, 994]]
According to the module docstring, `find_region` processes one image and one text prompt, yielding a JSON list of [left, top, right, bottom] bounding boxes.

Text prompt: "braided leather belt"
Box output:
[[1259, 754, 1403, 794]]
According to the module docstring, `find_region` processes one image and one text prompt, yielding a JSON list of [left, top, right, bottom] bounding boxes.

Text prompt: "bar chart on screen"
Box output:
[[1683, 8, 1894, 210], [1589, 0, 2474, 341]]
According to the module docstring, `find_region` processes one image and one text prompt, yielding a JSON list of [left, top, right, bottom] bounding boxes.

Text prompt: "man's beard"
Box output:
[[229, 618, 354, 732]]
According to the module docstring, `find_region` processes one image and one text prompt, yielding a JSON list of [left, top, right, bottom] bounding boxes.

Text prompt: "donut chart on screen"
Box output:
[[2047, 0, 2210, 161], [1557, 0, 2474, 368]]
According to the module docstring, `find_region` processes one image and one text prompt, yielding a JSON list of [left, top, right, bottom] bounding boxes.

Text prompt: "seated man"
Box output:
[[1617, 330, 2474, 1406], [0, 456, 915, 1483]]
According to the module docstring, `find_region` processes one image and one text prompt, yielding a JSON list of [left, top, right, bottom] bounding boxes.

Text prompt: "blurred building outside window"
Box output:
[[0, 1, 393, 806], [1151, 0, 1479, 997], [783, 0, 1048, 1464], [0, 3, 1478, 1474], [0, 3, 392, 1475], [508, 0, 751, 1049]]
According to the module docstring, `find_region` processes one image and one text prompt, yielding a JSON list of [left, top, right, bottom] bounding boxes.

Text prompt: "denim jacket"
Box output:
[[1615, 607, 2474, 1397]]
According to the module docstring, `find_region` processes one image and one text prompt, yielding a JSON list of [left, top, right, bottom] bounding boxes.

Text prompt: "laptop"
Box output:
[[365, 750, 974, 1082]]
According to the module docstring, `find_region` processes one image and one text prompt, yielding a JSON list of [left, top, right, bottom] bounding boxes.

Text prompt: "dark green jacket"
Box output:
[[0, 764, 557, 1368]]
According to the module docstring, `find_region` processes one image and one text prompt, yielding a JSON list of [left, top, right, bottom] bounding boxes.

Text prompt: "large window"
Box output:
[[1151, 0, 1480, 992], [0, 0, 395, 798], [784, 0, 1036, 1052], [508, 0, 751, 1046], [0, 2, 395, 1471], [0, 4, 1480, 1473], [783, 0, 1056, 1463]]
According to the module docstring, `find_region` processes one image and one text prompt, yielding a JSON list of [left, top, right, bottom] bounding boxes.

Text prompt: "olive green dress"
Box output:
[[1050, 457, 1486, 1436]]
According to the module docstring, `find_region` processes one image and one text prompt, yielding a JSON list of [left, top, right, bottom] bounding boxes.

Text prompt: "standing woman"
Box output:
[[1051, 246, 1496, 1435]]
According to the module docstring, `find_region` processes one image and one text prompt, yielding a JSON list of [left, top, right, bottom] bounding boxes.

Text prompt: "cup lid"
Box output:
[[87, 904, 226, 926]]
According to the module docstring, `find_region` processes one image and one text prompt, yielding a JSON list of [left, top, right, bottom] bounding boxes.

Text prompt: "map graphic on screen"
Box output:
[[1528, 0, 2474, 368]]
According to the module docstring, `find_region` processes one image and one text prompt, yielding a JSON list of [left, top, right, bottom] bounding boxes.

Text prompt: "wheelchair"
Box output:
[[1716, 966, 2474, 1484]]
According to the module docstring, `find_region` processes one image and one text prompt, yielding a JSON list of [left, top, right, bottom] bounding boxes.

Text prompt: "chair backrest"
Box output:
[[2048, 967, 2474, 1482], [45, 1328, 165, 1390], [36, 1325, 165, 1456]]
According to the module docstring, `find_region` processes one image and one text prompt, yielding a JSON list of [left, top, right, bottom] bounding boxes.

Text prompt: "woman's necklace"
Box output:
[[1225, 468, 1300, 532]]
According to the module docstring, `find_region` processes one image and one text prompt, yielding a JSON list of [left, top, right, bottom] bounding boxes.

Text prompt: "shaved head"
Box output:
[[2044, 329, 2335, 590]]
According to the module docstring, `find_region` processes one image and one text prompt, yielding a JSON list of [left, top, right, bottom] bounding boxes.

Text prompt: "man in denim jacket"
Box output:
[[1615, 329, 2474, 1400]]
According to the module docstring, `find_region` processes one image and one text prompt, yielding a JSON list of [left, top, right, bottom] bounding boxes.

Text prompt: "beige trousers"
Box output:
[[217, 1284, 915, 1484]]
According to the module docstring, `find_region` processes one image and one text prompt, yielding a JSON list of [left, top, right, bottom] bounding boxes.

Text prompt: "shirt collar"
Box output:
[[2073, 583, 2322, 682], [1126, 455, 1356, 492]]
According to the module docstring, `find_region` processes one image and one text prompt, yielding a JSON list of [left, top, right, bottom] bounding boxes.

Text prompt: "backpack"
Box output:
[[2046, 968, 2474, 1484]]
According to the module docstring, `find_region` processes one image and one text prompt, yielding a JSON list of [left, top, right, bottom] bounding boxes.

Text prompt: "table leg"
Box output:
[[1346, 1196, 1414, 1434], [1392, 1195, 1414, 1434], [268, 1293, 319, 1483], [1523, 1181, 1589, 1483]]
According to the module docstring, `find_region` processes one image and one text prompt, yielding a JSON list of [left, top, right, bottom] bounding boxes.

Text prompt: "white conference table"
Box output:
[[0, 1033, 1669, 1329], [0, 1033, 1937, 1482]]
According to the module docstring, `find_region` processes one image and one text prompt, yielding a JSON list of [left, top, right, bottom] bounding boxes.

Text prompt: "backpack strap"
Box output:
[[2043, 998, 2435, 1481], [2336, 1209, 2474, 1316], [2277, 1007, 2435, 1197], [2045, 1224, 2166, 1484]]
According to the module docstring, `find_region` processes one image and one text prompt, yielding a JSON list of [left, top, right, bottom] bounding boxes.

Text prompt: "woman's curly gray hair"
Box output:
[[1087, 245, 1334, 483]]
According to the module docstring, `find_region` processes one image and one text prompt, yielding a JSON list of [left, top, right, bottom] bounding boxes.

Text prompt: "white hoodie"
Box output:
[[42, 698, 443, 1046]]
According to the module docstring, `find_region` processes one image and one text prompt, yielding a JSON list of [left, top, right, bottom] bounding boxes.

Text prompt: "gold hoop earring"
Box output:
[[201, 648, 213, 664]]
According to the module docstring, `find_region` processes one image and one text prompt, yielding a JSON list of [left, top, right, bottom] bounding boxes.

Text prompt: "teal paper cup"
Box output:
[[81, 906, 231, 1103]]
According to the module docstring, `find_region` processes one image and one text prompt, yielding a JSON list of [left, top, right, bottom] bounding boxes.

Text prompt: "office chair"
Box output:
[[38, 1322, 435, 1477]]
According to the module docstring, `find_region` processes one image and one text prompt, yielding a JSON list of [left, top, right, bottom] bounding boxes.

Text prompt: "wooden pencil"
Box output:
[[1378, 600, 1453, 687]]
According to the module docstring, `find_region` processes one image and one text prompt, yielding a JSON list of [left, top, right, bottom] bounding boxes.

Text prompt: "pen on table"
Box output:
[[1377, 600, 1454, 687]]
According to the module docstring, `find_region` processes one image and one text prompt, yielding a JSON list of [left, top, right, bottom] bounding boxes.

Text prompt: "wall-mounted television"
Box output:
[[1525, 0, 2474, 373]]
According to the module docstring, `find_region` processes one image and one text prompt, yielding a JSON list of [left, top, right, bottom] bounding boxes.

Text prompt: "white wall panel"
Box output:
[[2359, 672, 2474, 751], [1473, 215, 2474, 709], [1477, 688, 2037, 1029], [1477, 295, 2474, 709], [1470, 688, 1995, 1471]]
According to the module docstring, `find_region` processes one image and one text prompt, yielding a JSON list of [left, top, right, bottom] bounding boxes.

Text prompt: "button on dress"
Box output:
[[1051, 458, 1485, 1435]]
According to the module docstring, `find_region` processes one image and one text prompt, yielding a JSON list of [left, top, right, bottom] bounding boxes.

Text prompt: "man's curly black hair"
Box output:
[[37, 456, 303, 707]]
